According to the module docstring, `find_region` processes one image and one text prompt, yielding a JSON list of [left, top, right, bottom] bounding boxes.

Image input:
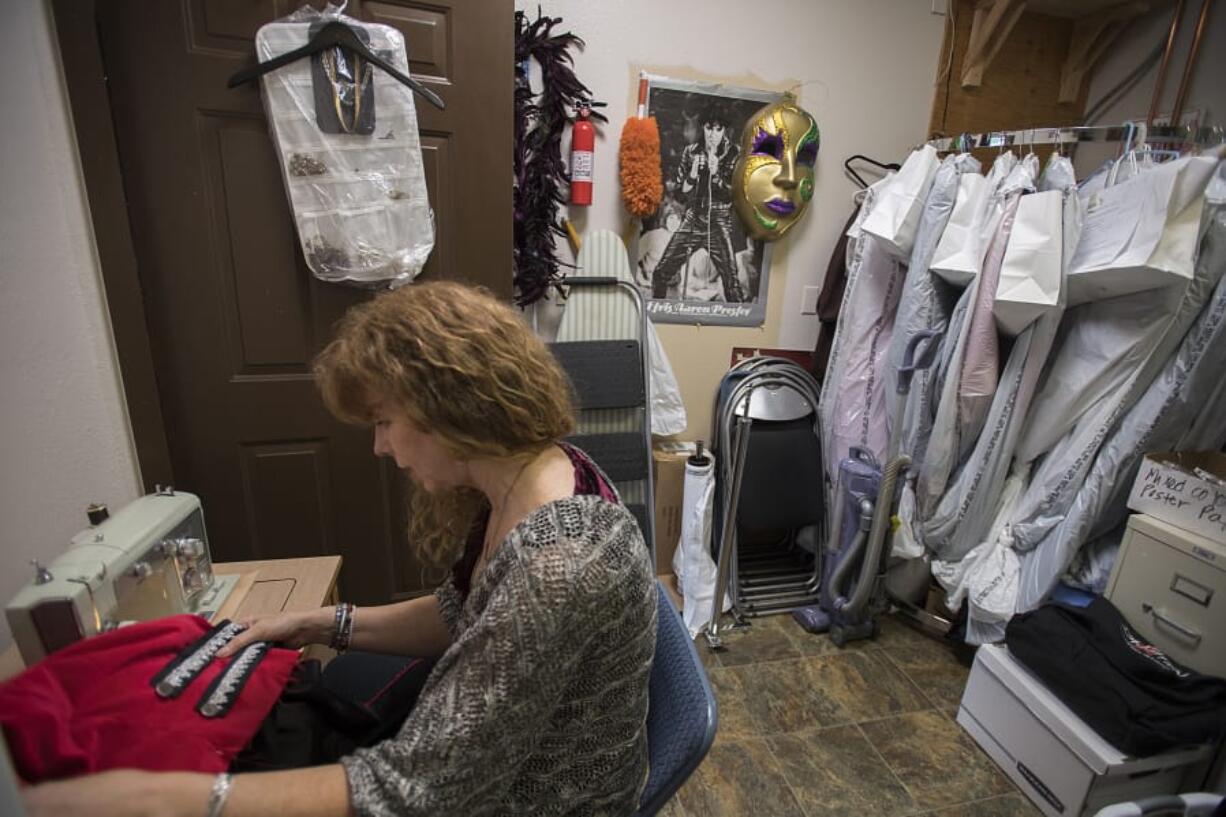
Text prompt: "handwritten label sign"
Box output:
[[1129, 455, 1226, 545]]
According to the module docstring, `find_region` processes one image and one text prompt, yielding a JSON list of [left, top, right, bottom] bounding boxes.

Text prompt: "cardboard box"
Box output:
[[957, 644, 1212, 817], [657, 573, 683, 611], [652, 445, 692, 575], [1127, 452, 1226, 545]]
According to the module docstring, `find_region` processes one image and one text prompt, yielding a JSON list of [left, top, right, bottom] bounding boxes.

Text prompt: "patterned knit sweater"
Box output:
[[341, 494, 657, 816]]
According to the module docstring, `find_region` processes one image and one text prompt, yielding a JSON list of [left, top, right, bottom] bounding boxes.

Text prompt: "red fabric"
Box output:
[[0, 614, 297, 782]]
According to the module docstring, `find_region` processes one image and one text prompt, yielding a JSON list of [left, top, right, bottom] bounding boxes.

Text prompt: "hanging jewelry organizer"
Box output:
[[238, 5, 437, 288]]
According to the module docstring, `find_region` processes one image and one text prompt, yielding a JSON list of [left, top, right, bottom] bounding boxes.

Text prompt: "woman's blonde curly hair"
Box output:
[[313, 281, 576, 566]]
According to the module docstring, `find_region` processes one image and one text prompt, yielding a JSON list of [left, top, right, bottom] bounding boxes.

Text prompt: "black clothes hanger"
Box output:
[[227, 20, 445, 110], [843, 154, 901, 190]]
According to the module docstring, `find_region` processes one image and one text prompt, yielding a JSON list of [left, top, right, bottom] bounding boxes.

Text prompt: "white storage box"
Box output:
[[1127, 452, 1226, 545], [957, 644, 1212, 817]]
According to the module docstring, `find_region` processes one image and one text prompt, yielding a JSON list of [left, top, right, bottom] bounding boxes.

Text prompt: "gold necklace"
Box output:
[[321, 48, 372, 133]]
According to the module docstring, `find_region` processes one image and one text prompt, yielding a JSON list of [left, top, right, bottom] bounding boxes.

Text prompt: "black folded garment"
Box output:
[[1005, 597, 1226, 757]]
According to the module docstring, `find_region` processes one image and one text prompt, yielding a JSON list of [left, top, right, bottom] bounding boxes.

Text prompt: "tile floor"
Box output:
[[662, 612, 1043, 817]]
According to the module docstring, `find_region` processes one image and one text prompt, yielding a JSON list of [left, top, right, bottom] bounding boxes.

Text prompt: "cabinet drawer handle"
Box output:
[[1140, 603, 1202, 646]]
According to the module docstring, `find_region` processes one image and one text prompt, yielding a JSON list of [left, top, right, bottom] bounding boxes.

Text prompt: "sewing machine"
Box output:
[[5, 488, 240, 665]]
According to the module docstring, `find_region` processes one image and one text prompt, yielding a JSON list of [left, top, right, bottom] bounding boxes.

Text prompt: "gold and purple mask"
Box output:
[[733, 100, 819, 241]]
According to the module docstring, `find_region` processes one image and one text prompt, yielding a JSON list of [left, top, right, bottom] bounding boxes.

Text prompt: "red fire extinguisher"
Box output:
[[570, 103, 595, 206]]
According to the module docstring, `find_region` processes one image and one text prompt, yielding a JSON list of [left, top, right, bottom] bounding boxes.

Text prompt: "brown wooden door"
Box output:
[[96, 0, 512, 604]]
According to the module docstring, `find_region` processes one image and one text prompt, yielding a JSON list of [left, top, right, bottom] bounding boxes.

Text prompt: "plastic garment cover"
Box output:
[[894, 288, 971, 558], [883, 153, 978, 559], [1063, 529, 1123, 595], [1014, 192, 1226, 612], [956, 156, 1038, 464], [884, 153, 978, 444], [257, 6, 434, 288], [818, 181, 906, 487], [955, 196, 1016, 451], [931, 468, 1024, 626], [1038, 153, 1076, 194], [671, 454, 728, 638], [1010, 169, 1226, 552], [922, 180, 1070, 562], [917, 189, 1022, 517]]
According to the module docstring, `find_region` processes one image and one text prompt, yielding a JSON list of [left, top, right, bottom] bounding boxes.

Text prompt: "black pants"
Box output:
[[233, 652, 435, 771], [651, 205, 743, 302]]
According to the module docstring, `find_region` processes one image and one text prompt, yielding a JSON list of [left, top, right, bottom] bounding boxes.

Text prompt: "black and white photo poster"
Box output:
[[635, 77, 781, 327]]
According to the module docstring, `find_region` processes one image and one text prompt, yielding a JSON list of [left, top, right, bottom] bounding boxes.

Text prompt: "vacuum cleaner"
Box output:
[[794, 329, 941, 646]]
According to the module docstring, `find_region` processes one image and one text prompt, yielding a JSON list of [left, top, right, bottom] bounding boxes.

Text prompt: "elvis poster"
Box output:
[[635, 76, 781, 327]]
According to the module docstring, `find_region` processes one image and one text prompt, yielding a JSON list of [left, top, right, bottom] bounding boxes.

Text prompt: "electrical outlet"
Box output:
[[800, 285, 821, 315], [931, 0, 948, 13]]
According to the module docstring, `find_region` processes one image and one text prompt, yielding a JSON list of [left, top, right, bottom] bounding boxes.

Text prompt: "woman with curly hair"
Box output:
[[24, 281, 657, 817]]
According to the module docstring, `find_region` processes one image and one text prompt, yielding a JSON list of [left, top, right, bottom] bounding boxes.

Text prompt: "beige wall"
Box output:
[[519, 0, 947, 440], [0, 0, 141, 649]]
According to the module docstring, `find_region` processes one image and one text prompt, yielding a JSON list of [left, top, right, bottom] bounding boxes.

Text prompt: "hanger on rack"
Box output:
[[227, 20, 446, 110], [843, 154, 901, 190]]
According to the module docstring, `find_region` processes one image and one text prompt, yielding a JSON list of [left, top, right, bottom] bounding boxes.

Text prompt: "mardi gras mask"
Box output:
[[733, 100, 819, 241]]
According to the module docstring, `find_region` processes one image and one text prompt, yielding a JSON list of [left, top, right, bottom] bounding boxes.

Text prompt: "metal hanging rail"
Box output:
[[928, 123, 1224, 152]]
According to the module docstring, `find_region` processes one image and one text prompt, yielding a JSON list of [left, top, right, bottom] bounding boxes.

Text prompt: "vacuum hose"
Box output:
[[828, 497, 874, 605], [835, 453, 910, 618]]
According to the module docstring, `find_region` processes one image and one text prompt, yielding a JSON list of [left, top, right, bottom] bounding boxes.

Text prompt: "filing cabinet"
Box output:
[[1104, 513, 1226, 679]]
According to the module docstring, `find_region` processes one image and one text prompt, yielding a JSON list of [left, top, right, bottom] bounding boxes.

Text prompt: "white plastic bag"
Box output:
[[257, 6, 434, 288], [1068, 155, 1218, 302], [646, 325, 687, 436], [1038, 152, 1077, 193], [861, 145, 941, 260], [993, 190, 1063, 336], [671, 452, 729, 637]]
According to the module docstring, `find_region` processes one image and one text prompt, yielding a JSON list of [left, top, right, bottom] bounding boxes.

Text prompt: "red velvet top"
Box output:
[[0, 614, 297, 782]]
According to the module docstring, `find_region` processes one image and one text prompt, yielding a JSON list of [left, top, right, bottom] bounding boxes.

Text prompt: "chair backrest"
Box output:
[[635, 581, 718, 817]]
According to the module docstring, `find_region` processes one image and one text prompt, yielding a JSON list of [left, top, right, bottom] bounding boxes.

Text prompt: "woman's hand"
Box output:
[[23, 769, 211, 817], [216, 606, 333, 658]]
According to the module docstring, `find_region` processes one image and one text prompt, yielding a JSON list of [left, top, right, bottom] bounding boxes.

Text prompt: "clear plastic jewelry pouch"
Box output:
[[256, 5, 434, 288]]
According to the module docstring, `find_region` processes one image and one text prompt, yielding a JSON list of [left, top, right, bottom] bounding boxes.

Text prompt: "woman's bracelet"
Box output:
[[205, 772, 233, 817], [330, 602, 356, 652]]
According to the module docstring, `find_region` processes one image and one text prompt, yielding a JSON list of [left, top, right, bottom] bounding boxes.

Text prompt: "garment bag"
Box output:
[[818, 180, 905, 488], [1014, 187, 1226, 614]]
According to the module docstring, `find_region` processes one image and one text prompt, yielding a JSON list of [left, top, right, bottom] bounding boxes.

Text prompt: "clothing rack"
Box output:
[[928, 123, 1224, 153]]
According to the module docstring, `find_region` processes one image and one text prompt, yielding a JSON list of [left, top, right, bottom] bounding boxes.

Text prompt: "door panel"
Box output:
[[97, 0, 512, 603], [366, 2, 451, 82]]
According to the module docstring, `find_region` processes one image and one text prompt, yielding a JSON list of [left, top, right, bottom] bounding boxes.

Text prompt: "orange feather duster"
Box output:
[[619, 77, 663, 218]]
